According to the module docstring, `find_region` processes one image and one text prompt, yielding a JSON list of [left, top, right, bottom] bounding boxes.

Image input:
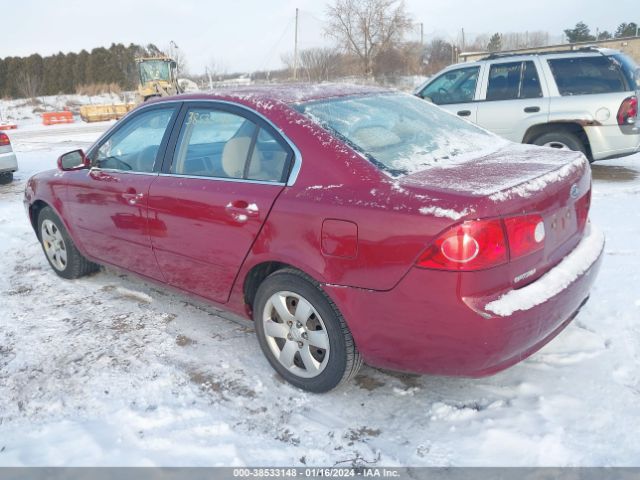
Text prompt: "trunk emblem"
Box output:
[[570, 184, 580, 199]]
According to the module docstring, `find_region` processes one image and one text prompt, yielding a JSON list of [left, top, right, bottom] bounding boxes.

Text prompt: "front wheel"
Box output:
[[38, 207, 100, 279], [254, 269, 362, 392]]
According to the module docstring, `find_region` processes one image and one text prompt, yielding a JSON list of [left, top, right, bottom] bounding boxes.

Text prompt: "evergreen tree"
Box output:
[[487, 33, 502, 52], [614, 22, 638, 38], [564, 22, 596, 43]]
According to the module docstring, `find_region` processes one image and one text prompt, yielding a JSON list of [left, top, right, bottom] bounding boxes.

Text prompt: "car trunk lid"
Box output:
[[399, 143, 591, 287]]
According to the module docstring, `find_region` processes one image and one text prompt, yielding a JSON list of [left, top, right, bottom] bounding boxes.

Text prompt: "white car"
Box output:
[[0, 131, 18, 184], [415, 47, 640, 161]]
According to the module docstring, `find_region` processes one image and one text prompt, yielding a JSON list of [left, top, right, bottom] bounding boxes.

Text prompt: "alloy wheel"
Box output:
[[41, 219, 67, 271], [262, 291, 330, 379], [542, 141, 570, 150]]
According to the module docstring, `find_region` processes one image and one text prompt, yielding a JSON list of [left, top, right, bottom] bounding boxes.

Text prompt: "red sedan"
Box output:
[[24, 85, 604, 392]]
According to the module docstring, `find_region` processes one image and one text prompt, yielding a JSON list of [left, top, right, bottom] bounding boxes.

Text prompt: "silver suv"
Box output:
[[415, 47, 640, 161]]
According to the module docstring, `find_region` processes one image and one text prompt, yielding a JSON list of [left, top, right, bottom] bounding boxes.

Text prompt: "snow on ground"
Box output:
[[0, 93, 134, 128], [1, 124, 640, 466]]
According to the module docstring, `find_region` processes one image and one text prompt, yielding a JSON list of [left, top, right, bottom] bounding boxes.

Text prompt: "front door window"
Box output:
[[92, 107, 176, 173], [419, 67, 480, 105]]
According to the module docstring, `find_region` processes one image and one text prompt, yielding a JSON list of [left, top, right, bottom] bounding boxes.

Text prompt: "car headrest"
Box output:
[[222, 137, 261, 178]]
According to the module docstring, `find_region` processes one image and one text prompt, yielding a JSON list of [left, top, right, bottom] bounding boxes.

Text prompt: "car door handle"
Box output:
[[225, 200, 259, 222], [122, 192, 144, 205], [524, 106, 541, 113], [457, 110, 471, 117]]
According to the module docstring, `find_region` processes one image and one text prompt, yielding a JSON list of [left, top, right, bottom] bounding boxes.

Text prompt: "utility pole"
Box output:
[[293, 8, 299, 80], [461, 28, 465, 51], [205, 67, 213, 90], [420, 22, 424, 45]]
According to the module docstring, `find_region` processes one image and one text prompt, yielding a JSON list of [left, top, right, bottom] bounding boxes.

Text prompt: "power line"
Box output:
[[258, 15, 295, 72]]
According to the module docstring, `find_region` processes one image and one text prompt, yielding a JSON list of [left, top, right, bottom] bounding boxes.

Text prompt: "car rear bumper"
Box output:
[[0, 151, 18, 173], [586, 124, 640, 160], [325, 224, 605, 376]]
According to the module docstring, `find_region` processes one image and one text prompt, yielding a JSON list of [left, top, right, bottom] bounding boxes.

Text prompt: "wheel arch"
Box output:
[[243, 261, 302, 314], [29, 200, 52, 239], [522, 122, 593, 159]]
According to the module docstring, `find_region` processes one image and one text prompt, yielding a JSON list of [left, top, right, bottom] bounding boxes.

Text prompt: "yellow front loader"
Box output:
[[79, 56, 184, 123], [136, 56, 183, 103]]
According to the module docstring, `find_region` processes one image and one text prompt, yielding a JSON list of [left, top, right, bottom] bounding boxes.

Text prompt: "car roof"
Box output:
[[162, 83, 391, 106], [459, 47, 621, 66]]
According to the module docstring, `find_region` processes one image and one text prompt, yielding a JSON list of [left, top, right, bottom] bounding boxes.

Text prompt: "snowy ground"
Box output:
[[0, 93, 134, 127], [0, 124, 639, 467]]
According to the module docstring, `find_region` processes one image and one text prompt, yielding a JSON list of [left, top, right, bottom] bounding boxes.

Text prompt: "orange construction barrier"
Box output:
[[42, 111, 74, 126], [0, 123, 17, 130]]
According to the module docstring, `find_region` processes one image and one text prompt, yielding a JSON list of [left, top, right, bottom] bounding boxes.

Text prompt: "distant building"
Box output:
[[459, 36, 640, 64]]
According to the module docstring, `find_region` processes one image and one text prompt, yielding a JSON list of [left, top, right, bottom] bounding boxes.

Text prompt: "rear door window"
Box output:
[[419, 66, 480, 105], [548, 56, 630, 95], [170, 107, 290, 182], [613, 54, 640, 90], [486, 61, 542, 101]]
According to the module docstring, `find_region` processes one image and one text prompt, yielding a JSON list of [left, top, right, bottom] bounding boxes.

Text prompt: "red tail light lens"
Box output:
[[504, 214, 545, 260], [617, 96, 638, 125], [575, 189, 591, 232], [0, 133, 10, 146], [417, 219, 508, 271]]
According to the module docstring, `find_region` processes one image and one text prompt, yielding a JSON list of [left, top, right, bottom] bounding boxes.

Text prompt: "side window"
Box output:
[[170, 107, 290, 182], [548, 56, 628, 96], [420, 67, 479, 105], [92, 107, 175, 172], [521, 61, 543, 99], [250, 128, 290, 182], [486, 62, 522, 101]]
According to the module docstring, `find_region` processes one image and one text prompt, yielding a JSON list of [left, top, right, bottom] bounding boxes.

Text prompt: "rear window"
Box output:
[[296, 93, 507, 177], [548, 56, 631, 95], [613, 53, 640, 90]]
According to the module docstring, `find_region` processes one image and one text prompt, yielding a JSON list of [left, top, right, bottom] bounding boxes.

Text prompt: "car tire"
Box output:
[[532, 131, 588, 158], [0, 172, 13, 185], [38, 206, 100, 279], [253, 268, 362, 392]]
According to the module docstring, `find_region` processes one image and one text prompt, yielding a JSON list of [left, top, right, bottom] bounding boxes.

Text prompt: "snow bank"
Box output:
[[485, 224, 605, 316]]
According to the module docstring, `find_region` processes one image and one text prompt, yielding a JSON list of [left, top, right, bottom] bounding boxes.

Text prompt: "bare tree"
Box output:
[[280, 51, 295, 75], [422, 38, 455, 74], [299, 47, 342, 81], [501, 31, 550, 50], [325, 0, 412, 77], [163, 43, 188, 76], [17, 70, 42, 100], [207, 58, 227, 79]]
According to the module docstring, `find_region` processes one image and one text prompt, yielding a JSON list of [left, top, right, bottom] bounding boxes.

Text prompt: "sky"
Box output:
[[1, 0, 637, 74]]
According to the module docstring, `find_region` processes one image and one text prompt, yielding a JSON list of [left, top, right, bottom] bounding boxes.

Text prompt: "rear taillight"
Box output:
[[0, 133, 10, 146], [417, 214, 550, 271], [417, 219, 508, 271], [504, 214, 545, 260], [575, 189, 591, 232], [617, 96, 638, 125]]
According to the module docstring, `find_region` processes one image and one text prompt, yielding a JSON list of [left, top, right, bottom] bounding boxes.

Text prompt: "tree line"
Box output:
[[0, 43, 166, 99]]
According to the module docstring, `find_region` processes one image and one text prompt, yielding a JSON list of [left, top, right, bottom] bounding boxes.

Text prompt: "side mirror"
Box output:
[[57, 149, 90, 171]]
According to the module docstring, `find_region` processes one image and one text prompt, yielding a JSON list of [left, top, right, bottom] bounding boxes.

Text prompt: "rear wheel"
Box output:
[[254, 269, 362, 392], [0, 172, 13, 185], [38, 207, 99, 279], [532, 131, 587, 157]]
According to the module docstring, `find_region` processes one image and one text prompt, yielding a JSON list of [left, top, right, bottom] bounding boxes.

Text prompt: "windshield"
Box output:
[[296, 93, 507, 177], [139, 60, 171, 83]]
